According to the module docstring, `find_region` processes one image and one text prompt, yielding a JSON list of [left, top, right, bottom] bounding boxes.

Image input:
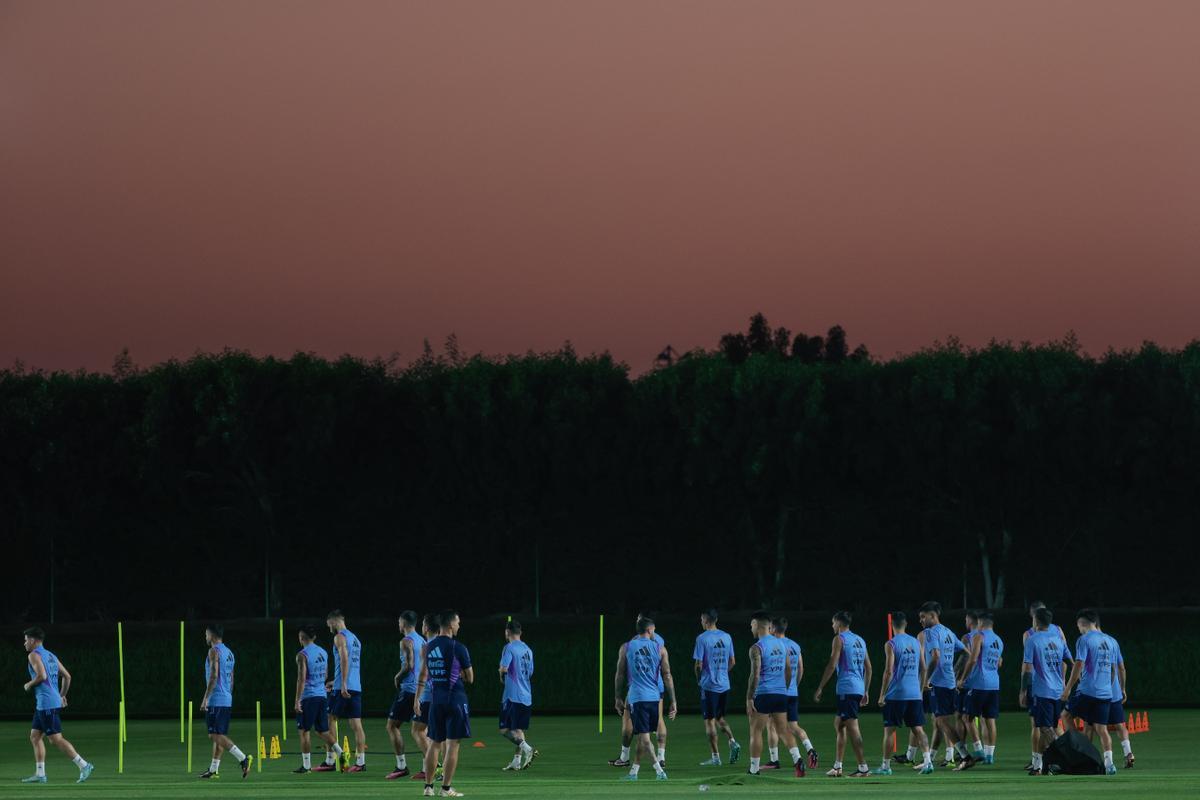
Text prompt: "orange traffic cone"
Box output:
[[1142, 712, 1150, 732]]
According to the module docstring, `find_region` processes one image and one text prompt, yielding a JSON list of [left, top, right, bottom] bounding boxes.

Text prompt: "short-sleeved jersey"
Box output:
[[332, 629, 362, 692], [425, 635, 471, 703], [300, 643, 328, 700], [780, 636, 802, 697], [1023, 629, 1066, 699], [885, 633, 922, 701], [1107, 634, 1124, 700], [400, 631, 426, 694], [626, 636, 664, 703], [1025, 623, 1073, 661], [29, 647, 63, 711], [500, 640, 534, 706], [966, 629, 1003, 691], [1075, 630, 1114, 699], [693, 629, 734, 693], [205, 643, 235, 707], [836, 631, 868, 696], [754, 635, 788, 696], [924, 623, 966, 689]]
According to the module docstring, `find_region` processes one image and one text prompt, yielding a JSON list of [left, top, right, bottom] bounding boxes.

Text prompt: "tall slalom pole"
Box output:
[[256, 700, 263, 773], [118, 701, 124, 773], [187, 701, 193, 773], [598, 614, 604, 733], [180, 620, 185, 743], [117, 621, 127, 742], [278, 619, 287, 741]]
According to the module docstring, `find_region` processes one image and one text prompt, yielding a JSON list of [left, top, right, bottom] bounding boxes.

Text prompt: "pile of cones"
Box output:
[[1064, 710, 1149, 735], [257, 735, 284, 760]]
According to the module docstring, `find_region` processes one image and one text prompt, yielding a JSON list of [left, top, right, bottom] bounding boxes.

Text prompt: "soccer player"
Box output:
[[1062, 609, 1118, 774], [873, 613, 932, 775], [294, 624, 344, 773], [415, 610, 473, 797], [385, 611, 424, 779], [813, 611, 871, 778], [745, 611, 806, 778], [954, 610, 984, 762], [1021, 607, 1066, 775], [958, 611, 1003, 765], [324, 610, 366, 772], [1021, 601, 1071, 770], [20, 628, 93, 785], [199, 624, 252, 779], [694, 608, 740, 766], [774, 617, 819, 771], [917, 602, 975, 770], [1096, 621, 1134, 769], [609, 612, 668, 767], [410, 613, 440, 783], [615, 616, 677, 781], [498, 619, 537, 771]]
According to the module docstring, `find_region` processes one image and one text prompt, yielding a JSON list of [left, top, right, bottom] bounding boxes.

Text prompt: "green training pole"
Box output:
[[598, 614, 604, 733], [256, 700, 263, 772], [187, 701, 193, 773], [278, 618, 287, 741], [118, 701, 124, 773], [179, 621, 185, 743], [118, 621, 127, 741]]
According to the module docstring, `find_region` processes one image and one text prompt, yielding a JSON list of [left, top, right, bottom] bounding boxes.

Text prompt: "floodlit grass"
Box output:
[[0, 711, 1195, 798]]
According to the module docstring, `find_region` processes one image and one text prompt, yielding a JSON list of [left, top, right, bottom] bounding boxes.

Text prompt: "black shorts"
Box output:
[[786, 696, 800, 723], [631, 700, 659, 735], [327, 690, 363, 719], [499, 700, 532, 731], [206, 706, 232, 735], [755, 693, 788, 715], [882, 699, 924, 729], [965, 689, 1000, 720], [31, 709, 62, 735], [700, 690, 728, 720], [1073, 694, 1111, 726], [297, 696, 329, 732], [836, 695, 861, 720], [931, 687, 957, 717], [388, 692, 416, 723], [414, 698, 430, 726], [427, 701, 471, 743]]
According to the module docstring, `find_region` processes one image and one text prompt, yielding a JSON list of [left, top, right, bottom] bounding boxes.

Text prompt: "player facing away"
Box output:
[[813, 611, 871, 778], [498, 619, 537, 771], [773, 617, 819, 770], [609, 612, 669, 768], [693, 608, 740, 766], [1062, 609, 1118, 775], [416, 610, 473, 797], [873, 612, 933, 776], [958, 611, 1003, 766], [322, 610, 366, 772], [917, 602, 975, 770], [199, 624, 252, 779], [745, 611, 805, 778], [385, 610, 425, 779], [1021, 607, 1067, 775], [955, 610, 981, 753], [410, 613, 440, 783], [20, 628, 94, 785], [1021, 601, 1071, 770], [293, 625, 344, 773], [614, 616, 677, 781], [1095, 621, 1134, 769]]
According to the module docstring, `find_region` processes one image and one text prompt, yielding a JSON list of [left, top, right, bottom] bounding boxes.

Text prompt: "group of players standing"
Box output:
[[605, 601, 1134, 781]]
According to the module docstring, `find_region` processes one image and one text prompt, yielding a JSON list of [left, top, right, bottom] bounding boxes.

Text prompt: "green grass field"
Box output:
[[0, 712, 1196, 798]]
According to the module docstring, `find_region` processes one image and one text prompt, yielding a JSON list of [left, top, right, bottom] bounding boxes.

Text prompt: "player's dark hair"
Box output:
[[751, 609, 773, 626], [506, 619, 522, 634], [440, 610, 459, 630], [772, 616, 789, 633], [978, 611, 995, 626], [326, 609, 345, 621], [423, 612, 441, 633], [891, 612, 907, 629], [833, 611, 852, 626], [702, 608, 719, 623], [1033, 608, 1053, 628], [23, 626, 45, 641], [400, 610, 419, 626], [206, 623, 224, 638], [919, 601, 942, 615], [637, 617, 655, 634], [637, 610, 657, 622], [1029, 600, 1047, 612], [965, 609, 980, 623], [298, 624, 318, 640], [1077, 608, 1100, 625]]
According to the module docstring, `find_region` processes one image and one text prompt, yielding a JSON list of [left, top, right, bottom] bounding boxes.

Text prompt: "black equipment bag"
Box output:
[[1042, 730, 1105, 775]]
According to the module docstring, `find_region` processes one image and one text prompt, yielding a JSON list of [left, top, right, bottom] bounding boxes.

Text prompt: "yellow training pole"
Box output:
[[278, 619, 287, 741], [179, 621, 185, 743], [118, 701, 124, 773], [187, 701, 193, 773], [598, 614, 604, 733], [118, 621, 127, 741], [256, 700, 263, 772]]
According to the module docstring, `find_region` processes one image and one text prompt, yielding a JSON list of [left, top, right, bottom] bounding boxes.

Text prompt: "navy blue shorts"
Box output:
[[427, 701, 471, 742], [1108, 700, 1126, 727], [630, 700, 659, 735], [836, 695, 861, 720], [1031, 696, 1062, 728], [1073, 694, 1111, 726], [931, 687, 957, 717], [966, 689, 1000, 720], [31, 709, 62, 735], [327, 690, 362, 719], [700, 689, 728, 720], [414, 698, 429, 725], [499, 700, 532, 731], [206, 706, 232, 735], [755, 693, 788, 715], [786, 696, 800, 723], [297, 696, 329, 732], [388, 692, 416, 723], [882, 699, 924, 729], [922, 689, 933, 714], [956, 688, 969, 714], [1065, 689, 1081, 715]]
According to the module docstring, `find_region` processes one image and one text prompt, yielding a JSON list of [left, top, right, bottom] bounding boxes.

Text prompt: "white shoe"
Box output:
[[423, 788, 435, 797], [440, 789, 465, 797]]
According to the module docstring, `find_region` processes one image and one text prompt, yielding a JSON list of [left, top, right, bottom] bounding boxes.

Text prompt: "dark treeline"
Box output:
[[3, 318, 1199, 623]]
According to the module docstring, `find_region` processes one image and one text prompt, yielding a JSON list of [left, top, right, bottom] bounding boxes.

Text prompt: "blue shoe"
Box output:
[[870, 767, 893, 776], [919, 764, 934, 775], [656, 771, 668, 781], [77, 763, 95, 783], [984, 755, 994, 765], [21, 775, 47, 784], [729, 741, 741, 764], [700, 757, 721, 766], [1105, 764, 1117, 776], [619, 773, 638, 782]]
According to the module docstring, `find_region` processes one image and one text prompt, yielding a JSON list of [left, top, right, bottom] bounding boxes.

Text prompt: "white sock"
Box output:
[[1032, 753, 1042, 770], [1121, 739, 1132, 756], [657, 747, 665, 762], [769, 747, 779, 762], [653, 759, 665, 775], [833, 760, 843, 770], [880, 759, 890, 770], [35, 762, 46, 778], [749, 757, 760, 773], [228, 745, 246, 762], [973, 740, 983, 753], [984, 745, 995, 757], [923, 750, 932, 766], [332, 742, 343, 755], [510, 754, 522, 767], [946, 746, 955, 761], [858, 763, 869, 773], [302, 752, 312, 769], [802, 738, 814, 753], [396, 754, 405, 769], [629, 764, 640, 776], [620, 745, 630, 761], [711, 751, 719, 761], [1103, 750, 1113, 768], [906, 746, 918, 760], [520, 741, 533, 754], [210, 758, 221, 772], [356, 752, 365, 766], [788, 746, 801, 764], [72, 755, 87, 768]]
